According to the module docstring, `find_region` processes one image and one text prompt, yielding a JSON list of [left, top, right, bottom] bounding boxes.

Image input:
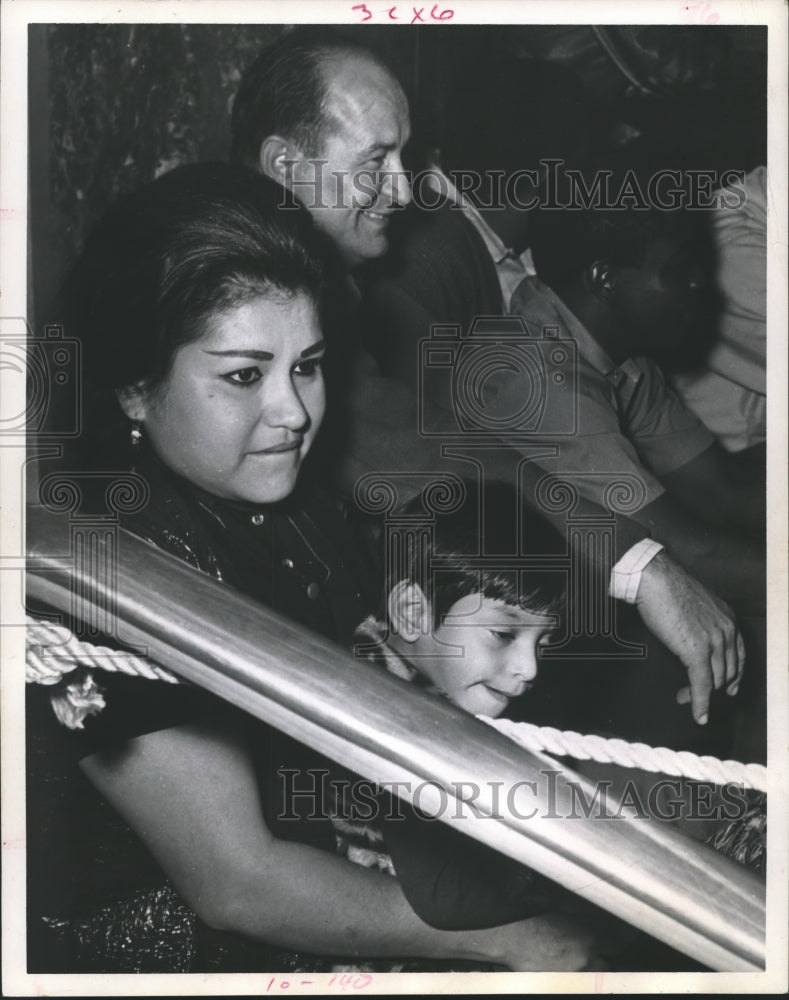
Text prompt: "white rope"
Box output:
[[479, 716, 768, 794], [26, 618, 180, 685], [24, 617, 767, 791]]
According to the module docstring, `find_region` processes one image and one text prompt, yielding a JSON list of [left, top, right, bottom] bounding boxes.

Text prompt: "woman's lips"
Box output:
[[250, 440, 301, 455]]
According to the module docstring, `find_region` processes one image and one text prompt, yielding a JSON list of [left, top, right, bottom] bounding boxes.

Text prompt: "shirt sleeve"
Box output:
[[622, 361, 715, 479], [487, 355, 713, 511], [58, 671, 227, 761], [496, 371, 668, 511], [379, 793, 556, 930]]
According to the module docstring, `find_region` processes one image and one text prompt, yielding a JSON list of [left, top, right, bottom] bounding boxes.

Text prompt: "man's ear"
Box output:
[[259, 134, 304, 187], [115, 383, 149, 423], [586, 259, 617, 304], [387, 580, 431, 644]]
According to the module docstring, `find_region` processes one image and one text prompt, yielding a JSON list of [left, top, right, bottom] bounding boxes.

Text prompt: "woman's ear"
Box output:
[[115, 383, 149, 423], [387, 580, 431, 644], [586, 259, 617, 304], [259, 134, 305, 188]]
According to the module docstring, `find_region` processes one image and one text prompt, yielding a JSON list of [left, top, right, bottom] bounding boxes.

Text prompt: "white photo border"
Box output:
[[2, 0, 787, 995]]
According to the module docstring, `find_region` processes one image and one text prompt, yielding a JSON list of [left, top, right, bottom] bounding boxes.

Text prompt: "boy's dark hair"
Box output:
[[385, 482, 567, 628], [230, 29, 395, 168]]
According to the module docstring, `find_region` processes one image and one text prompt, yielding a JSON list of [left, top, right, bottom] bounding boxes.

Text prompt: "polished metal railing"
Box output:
[[25, 505, 765, 972]]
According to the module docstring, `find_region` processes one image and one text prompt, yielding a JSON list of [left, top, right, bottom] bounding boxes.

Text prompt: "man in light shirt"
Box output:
[[509, 169, 764, 612], [669, 165, 767, 453]]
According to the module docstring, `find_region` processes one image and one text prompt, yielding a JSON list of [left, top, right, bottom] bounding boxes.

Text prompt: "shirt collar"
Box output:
[[428, 165, 517, 266]]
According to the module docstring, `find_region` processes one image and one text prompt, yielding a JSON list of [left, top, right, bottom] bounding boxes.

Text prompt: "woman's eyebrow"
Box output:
[[203, 349, 274, 360], [202, 341, 324, 360]]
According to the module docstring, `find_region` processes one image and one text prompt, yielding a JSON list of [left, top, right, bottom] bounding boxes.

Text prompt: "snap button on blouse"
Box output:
[[250, 513, 265, 526], [307, 582, 320, 600]]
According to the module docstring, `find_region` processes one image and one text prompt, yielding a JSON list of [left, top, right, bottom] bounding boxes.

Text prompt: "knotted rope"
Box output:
[[26, 619, 180, 685], [25, 617, 767, 792]]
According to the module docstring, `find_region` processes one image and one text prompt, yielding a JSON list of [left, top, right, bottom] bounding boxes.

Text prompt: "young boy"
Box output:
[[358, 482, 565, 718], [341, 482, 573, 932], [335, 483, 706, 970]]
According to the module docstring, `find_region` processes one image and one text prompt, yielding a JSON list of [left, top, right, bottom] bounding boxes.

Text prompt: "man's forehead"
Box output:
[[321, 54, 409, 136]]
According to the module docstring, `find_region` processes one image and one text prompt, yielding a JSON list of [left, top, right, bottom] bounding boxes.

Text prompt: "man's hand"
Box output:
[[635, 551, 745, 725]]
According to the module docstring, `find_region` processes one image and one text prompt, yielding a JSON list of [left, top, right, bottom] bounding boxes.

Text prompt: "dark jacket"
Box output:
[[359, 198, 503, 386], [26, 451, 377, 973]]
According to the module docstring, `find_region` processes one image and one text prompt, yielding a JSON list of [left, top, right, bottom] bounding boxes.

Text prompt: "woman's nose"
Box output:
[[262, 375, 310, 431]]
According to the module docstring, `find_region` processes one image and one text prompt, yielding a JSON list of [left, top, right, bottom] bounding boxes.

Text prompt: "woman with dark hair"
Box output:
[[27, 163, 599, 973]]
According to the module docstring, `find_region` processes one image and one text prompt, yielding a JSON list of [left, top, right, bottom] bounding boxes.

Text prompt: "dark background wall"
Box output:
[[29, 22, 767, 332]]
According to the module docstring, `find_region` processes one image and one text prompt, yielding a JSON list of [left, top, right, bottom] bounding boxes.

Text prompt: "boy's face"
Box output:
[[415, 594, 557, 717]]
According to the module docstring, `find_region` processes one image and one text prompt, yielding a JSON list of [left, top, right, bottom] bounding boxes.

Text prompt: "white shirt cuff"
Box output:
[[608, 539, 665, 604]]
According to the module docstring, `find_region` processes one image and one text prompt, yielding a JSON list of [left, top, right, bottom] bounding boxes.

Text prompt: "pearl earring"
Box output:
[[130, 421, 142, 447]]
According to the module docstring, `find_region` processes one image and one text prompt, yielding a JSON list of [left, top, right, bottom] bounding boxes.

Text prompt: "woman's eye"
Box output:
[[294, 357, 323, 378], [490, 629, 516, 644], [225, 367, 262, 386]]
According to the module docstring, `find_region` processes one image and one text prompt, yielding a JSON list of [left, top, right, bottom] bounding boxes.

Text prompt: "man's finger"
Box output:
[[709, 631, 727, 691], [727, 629, 747, 696], [687, 663, 713, 725]]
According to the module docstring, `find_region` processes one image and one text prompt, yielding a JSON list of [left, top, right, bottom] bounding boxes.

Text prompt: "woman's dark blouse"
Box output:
[[26, 451, 378, 972]]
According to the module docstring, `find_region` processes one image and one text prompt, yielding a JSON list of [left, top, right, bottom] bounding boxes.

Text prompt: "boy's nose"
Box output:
[[507, 647, 539, 684]]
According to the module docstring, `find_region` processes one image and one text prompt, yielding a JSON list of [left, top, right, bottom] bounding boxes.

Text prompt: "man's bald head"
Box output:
[[230, 31, 395, 168]]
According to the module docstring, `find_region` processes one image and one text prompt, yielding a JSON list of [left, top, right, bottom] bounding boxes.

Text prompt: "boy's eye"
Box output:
[[489, 629, 516, 644], [225, 367, 262, 386], [294, 357, 323, 377], [538, 631, 559, 649]]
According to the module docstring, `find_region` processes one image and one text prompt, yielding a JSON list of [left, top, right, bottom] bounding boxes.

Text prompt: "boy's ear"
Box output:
[[115, 383, 149, 422], [586, 259, 616, 304], [388, 580, 431, 644], [259, 134, 305, 187]]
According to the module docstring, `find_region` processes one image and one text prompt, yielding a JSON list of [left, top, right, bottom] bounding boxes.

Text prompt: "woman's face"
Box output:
[[127, 292, 325, 505]]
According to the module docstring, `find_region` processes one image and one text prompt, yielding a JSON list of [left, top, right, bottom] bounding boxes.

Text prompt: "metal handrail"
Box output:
[[25, 505, 765, 971]]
